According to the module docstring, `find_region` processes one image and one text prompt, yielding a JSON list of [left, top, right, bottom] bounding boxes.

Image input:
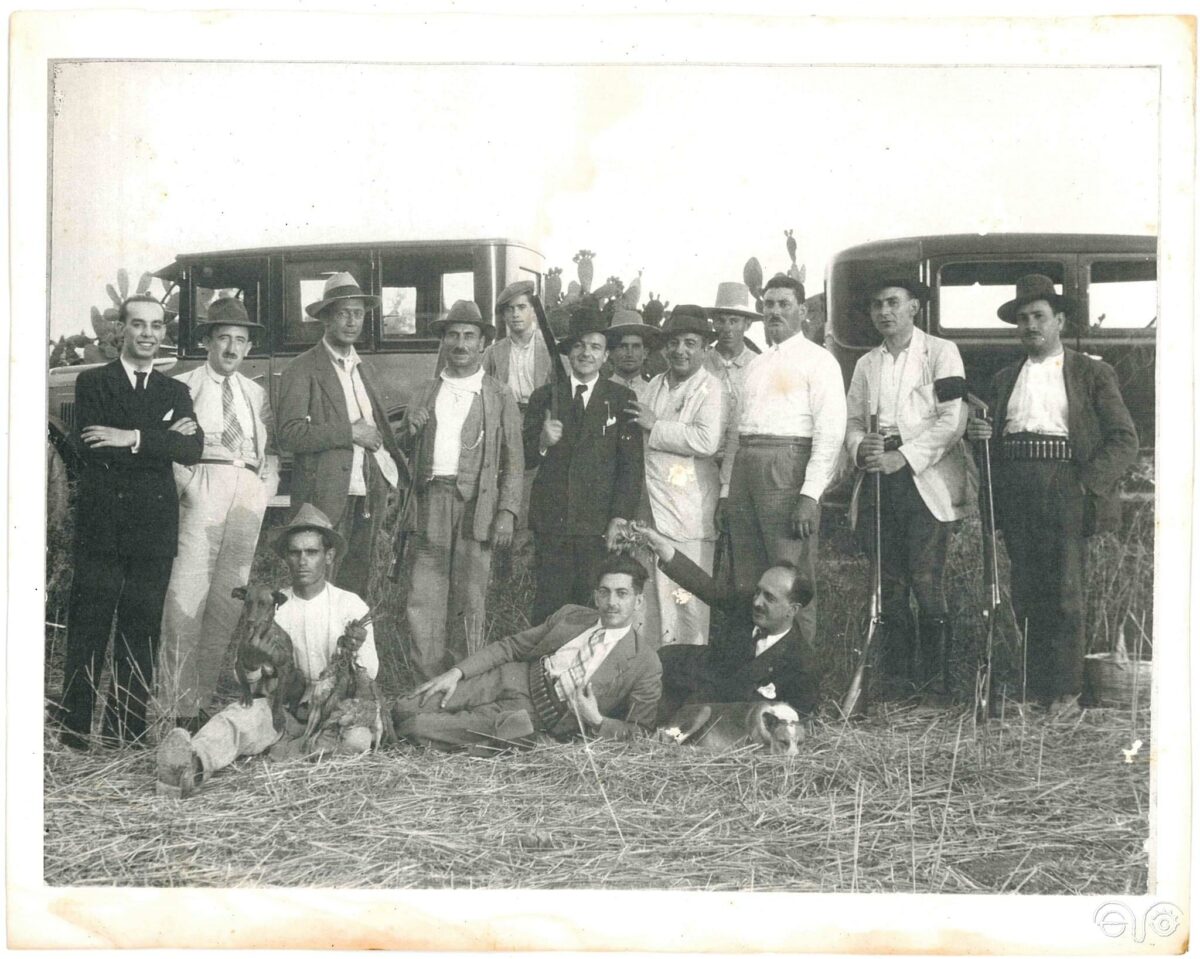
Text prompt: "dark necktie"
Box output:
[[134, 371, 147, 393], [571, 383, 587, 430], [752, 626, 765, 643]]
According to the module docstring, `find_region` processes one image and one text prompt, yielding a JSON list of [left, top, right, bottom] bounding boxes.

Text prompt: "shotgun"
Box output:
[[841, 412, 884, 719], [530, 292, 566, 420], [968, 394, 1001, 722]]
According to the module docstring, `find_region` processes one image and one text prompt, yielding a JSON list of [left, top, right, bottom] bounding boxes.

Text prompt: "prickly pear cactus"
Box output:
[[622, 269, 643, 310], [642, 293, 664, 329], [573, 250, 595, 294], [544, 267, 563, 306]]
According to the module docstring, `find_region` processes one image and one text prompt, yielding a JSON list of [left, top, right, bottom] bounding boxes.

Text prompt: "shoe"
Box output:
[[156, 727, 200, 799]]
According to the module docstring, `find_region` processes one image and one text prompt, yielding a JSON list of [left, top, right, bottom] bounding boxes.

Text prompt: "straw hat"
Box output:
[[604, 308, 662, 349], [272, 503, 346, 556], [707, 282, 760, 320]]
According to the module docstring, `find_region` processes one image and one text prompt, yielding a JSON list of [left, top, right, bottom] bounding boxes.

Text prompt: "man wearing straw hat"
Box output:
[[156, 504, 380, 798], [276, 272, 404, 595], [703, 281, 760, 402], [723, 274, 847, 647], [606, 307, 659, 401], [524, 302, 644, 624], [397, 300, 524, 681], [626, 305, 729, 647], [158, 297, 280, 733], [845, 278, 976, 701], [966, 275, 1137, 718]]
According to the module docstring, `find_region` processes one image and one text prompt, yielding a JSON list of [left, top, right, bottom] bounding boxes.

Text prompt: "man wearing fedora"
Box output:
[[398, 300, 524, 681], [524, 301, 644, 625], [55, 295, 204, 750], [156, 504, 380, 798], [967, 275, 1137, 718], [723, 274, 847, 648], [845, 279, 976, 700], [606, 308, 659, 401], [627, 305, 729, 647], [277, 272, 404, 595], [158, 297, 280, 732]]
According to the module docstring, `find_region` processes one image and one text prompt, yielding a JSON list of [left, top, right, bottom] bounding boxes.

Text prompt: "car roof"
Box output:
[[830, 233, 1157, 264]]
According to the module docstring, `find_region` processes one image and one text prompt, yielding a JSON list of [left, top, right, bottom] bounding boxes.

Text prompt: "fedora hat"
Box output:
[[557, 301, 610, 355], [659, 304, 717, 343], [305, 272, 382, 319], [604, 308, 662, 349], [997, 274, 1076, 324], [860, 276, 931, 308], [496, 279, 536, 312], [195, 295, 265, 335], [707, 282, 760, 320], [428, 299, 495, 339], [272, 503, 346, 557]]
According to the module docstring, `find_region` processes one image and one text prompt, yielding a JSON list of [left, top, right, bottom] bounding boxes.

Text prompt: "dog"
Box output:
[[660, 702, 808, 756], [231, 585, 297, 734]]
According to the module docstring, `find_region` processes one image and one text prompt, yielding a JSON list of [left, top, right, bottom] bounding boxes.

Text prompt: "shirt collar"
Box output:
[[708, 345, 750, 367], [203, 362, 234, 385], [754, 627, 790, 656], [877, 324, 924, 358], [592, 620, 632, 643], [323, 337, 359, 369], [1025, 347, 1066, 367], [571, 373, 599, 394], [119, 356, 154, 387], [439, 367, 485, 392]]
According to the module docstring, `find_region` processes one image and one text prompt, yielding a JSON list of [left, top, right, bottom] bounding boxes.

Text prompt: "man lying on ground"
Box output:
[[392, 554, 661, 752], [156, 504, 379, 799]]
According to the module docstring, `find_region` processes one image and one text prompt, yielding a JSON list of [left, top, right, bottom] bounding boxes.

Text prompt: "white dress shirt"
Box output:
[[274, 583, 379, 697], [544, 621, 632, 702], [754, 627, 789, 658], [432, 368, 484, 476], [570, 373, 600, 409], [323, 339, 398, 493], [507, 335, 538, 403], [119, 355, 155, 390], [877, 341, 915, 436], [191, 363, 257, 462], [736, 333, 848, 501], [1004, 351, 1070, 437]]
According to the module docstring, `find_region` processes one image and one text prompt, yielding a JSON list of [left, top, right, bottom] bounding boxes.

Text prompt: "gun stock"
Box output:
[[530, 292, 565, 420], [968, 394, 1001, 723]]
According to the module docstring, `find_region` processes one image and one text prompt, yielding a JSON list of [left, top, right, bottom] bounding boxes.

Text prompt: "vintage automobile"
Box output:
[[47, 237, 545, 505]]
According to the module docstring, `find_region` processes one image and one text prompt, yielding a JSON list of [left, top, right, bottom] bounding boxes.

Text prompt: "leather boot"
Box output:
[[918, 616, 952, 699]]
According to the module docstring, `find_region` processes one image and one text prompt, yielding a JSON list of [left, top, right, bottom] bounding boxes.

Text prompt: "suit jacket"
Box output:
[[659, 550, 822, 714], [522, 377, 644, 536], [397, 373, 524, 541], [845, 327, 977, 522], [989, 348, 1138, 535], [171, 365, 281, 500], [456, 604, 662, 740], [481, 335, 560, 398], [72, 360, 204, 558], [275, 342, 404, 524]]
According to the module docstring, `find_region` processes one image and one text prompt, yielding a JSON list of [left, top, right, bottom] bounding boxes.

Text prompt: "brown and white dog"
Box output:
[[660, 702, 808, 756], [231, 585, 298, 733]]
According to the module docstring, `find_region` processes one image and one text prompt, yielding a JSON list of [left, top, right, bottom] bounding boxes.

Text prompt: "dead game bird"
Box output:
[[302, 611, 373, 748]]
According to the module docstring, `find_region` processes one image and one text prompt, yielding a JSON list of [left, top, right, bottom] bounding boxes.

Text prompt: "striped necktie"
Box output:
[[221, 376, 246, 454], [561, 625, 607, 700]]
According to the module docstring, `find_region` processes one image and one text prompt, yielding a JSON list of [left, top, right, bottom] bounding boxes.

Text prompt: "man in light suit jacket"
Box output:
[[845, 278, 976, 698], [276, 272, 404, 595], [57, 296, 204, 749], [158, 297, 281, 732], [398, 300, 524, 680], [392, 554, 661, 751], [967, 275, 1137, 717]]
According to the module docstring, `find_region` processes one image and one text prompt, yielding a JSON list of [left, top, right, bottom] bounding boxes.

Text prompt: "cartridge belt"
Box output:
[[998, 434, 1073, 462], [881, 434, 903, 452], [738, 434, 813, 449], [528, 658, 570, 733]]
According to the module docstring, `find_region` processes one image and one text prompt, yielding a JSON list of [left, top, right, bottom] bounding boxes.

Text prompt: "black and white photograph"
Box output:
[[9, 8, 1193, 953]]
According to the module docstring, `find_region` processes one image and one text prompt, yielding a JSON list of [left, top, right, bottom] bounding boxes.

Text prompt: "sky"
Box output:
[[47, 60, 1158, 339]]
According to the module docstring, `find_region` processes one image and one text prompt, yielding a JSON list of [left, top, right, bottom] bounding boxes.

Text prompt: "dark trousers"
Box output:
[[532, 533, 606, 626], [656, 645, 721, 723], [995, 460, 1086, 703], [60, 550, 173, 742], [874, 469, 951, 619], [333, 494, 385, 598]]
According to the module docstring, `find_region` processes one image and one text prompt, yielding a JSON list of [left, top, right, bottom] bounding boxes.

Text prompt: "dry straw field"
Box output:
[[43, 495, 1153, 893]]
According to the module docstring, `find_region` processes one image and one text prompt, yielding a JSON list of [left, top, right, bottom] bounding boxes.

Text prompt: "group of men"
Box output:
[[53, 262, 1138, 794]]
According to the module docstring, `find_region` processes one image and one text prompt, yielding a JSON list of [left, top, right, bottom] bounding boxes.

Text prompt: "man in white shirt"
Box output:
[[277, 272, 404, 596], [723, 274, 848, 647], [158, 297, 281, 732], [392, 554, 661, 752], [967, 275, 1137, 719], [156, 505, 380, 797], [627, 306, 728, 646], [703, 282, 761, 498], [398, 301, 524, 680], [845, 279, 975, 700]]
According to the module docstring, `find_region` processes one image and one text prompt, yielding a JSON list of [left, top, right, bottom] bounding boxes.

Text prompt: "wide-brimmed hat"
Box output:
[[557, 301, 610, 355], [997, 274, 1076, 324], [195, 296, 265, 335], [859, 277, 931, 308], [659, 305, 717, 343], [496, 279, 536, 312], [428, 299, 496, 339], [707, 282, 760, 321], [272, 503, 346, 556], [604, 308, 662, 349], [304, 272, 382, 319]]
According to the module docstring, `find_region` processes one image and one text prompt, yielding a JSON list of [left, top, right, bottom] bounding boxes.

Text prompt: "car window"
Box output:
[[283, 259, 372, 349], [1087, 258, 1157, 332], [184, 258, 268, 356], [936, 260, 1067, 331], [379, 253, 475, 342]]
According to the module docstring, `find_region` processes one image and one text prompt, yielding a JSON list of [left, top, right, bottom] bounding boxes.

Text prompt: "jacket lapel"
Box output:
[[583, 378, 613, 437], [993, 361, 1022, 432], [313, 346, 350, 420], [1061, 348, 1083, 437]]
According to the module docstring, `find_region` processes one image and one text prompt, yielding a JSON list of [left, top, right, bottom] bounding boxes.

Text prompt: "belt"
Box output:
[[429, 475, 458, 485], [199, 457, 258, 472], [998, 434, 1073, 462], [528, 659, 570, 733], [737, 434, 813, 449]]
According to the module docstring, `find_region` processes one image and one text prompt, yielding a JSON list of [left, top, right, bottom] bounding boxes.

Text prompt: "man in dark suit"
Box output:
[[57, 295, 204, 749], [629, 522, 822, 722], [276, 272, 405, 595], [392, 554, 661, 751], [967, 275, 1138, 718], [523, 302, 644, 624]]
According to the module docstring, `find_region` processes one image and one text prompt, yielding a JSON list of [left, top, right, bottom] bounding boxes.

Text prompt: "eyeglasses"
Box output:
[[333, 309, 367, 322]]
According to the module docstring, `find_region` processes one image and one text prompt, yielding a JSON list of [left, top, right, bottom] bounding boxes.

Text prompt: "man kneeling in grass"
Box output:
[[156, 504, 379, 798], [392, 554, 661, 752]]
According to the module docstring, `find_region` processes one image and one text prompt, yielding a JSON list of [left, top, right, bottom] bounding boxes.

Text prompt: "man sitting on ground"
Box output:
[[155, 504, 379, 798], [392, 554, 661, 752]]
